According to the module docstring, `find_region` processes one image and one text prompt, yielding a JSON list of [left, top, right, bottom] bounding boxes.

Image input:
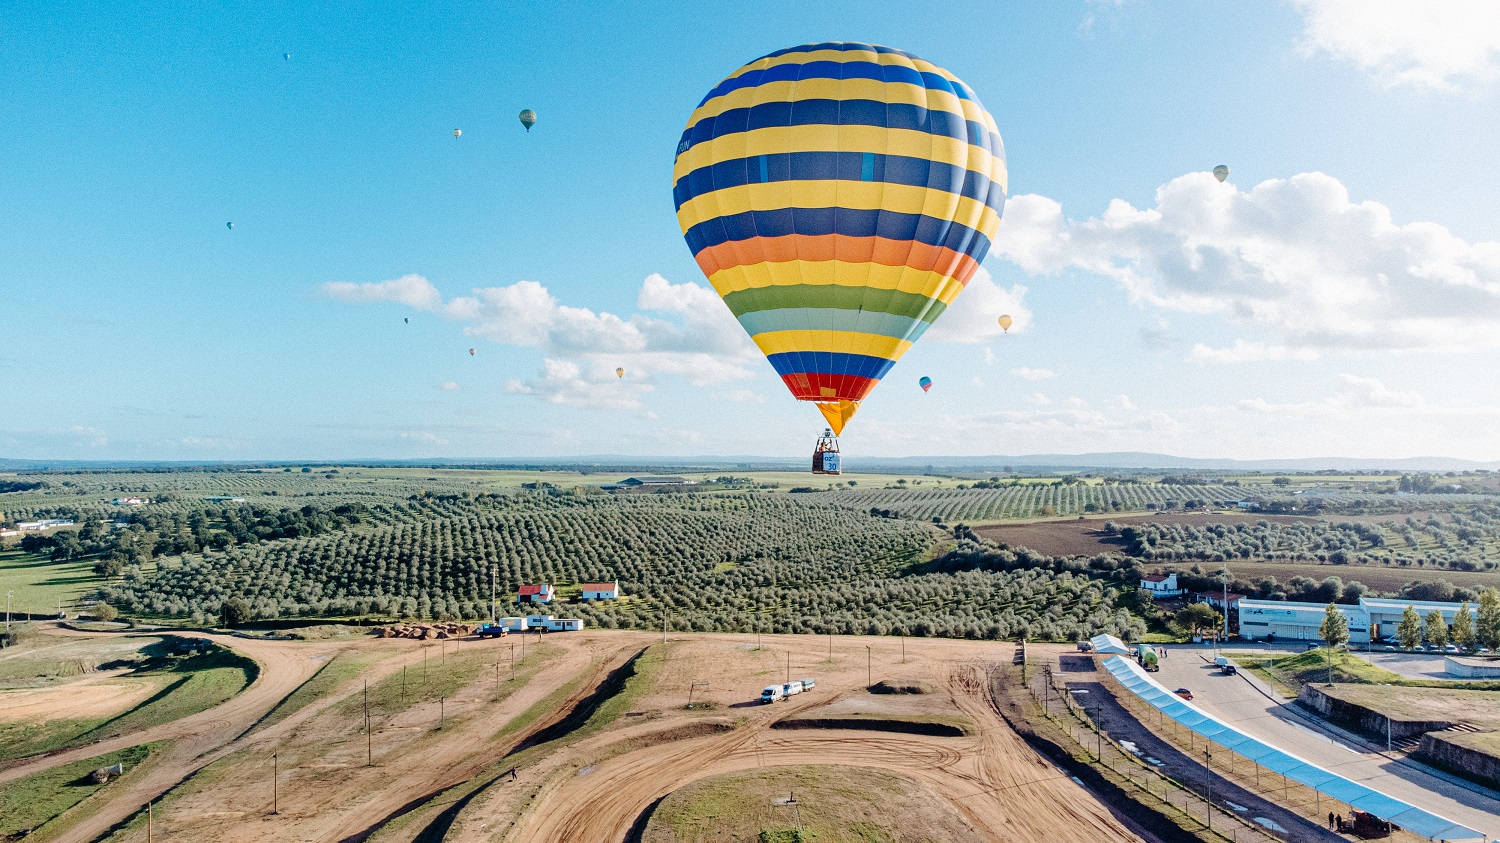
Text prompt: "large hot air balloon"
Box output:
[[919, 376, 933, 393], [1213, 164, 1229, 182], [672, 42, 1006, 468], [519, 109, 537, 131], [998, 314, 1013, 333], [615, 367, 625, 378]]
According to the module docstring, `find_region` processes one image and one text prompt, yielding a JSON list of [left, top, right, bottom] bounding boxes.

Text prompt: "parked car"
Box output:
[[760, 685, 784, 704], [783, 680, 804, 697], [1304, 642, 1321, 651], [800, 677, 816, 691], [1076, 641, 1093, 652], [1383, 645, 1397, 652], [1174, 688, 1194, 700], [1479, 648, 1493, 655], [1222, 664, 1237, 676], [1444, 644, 1461, 654]]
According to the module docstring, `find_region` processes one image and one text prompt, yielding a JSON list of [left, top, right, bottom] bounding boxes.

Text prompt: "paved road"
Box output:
[[1151, 644, 1500, 839]]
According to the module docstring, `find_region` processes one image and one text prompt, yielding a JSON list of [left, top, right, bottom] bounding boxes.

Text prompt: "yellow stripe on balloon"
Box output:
[[706, 261, 968, 303], [671, 125, 1004, 188], [676, 181, 1002, 233], [751, 329, 914, 359]]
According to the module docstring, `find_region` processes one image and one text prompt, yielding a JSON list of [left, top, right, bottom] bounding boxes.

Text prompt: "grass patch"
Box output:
[[0, 548, 100, 616], [644, 765, 978, 842], [0, 644, 255, 761], [1243, 649, 1500, 692], [0, 741, 164, 838]]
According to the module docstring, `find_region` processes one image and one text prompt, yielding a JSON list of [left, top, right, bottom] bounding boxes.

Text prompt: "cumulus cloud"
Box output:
[[715, 389, 767, 404], [70, 425, 107, 447], [324, 272, 759, 407], [993, 171, 1500, 359], [439, 381, 460, 391], [1009, 366, 1055, 381], [399, 431, 449, 447], [1294, 0, 1500, 89], [923, 266, 1032, 342]]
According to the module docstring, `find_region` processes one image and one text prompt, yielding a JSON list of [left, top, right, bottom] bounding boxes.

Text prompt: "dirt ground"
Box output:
[[0, 673, 156, 722], [4, 627, 1147, 843], [975, 512, 1313, 557]]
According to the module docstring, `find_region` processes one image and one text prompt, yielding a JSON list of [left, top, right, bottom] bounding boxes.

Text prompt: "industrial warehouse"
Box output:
[[1237, 596, 1482, 644]]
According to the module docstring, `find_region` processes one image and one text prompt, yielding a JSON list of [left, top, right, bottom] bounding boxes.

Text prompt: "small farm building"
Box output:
[[580, 582, 620, 601], [517, 584, 554, 604], [1140, 573, 1183, 598]]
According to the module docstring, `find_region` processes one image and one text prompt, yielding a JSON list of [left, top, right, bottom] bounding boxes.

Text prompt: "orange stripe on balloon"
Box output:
[[693, 234, 980, 285]]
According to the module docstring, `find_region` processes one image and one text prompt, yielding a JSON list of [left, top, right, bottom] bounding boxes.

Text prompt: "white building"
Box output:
[[1238, 596, 1479, 644], [580, 581, 620, 601], [16, 519, 73, 531], [1140, 573, 1184, 599]]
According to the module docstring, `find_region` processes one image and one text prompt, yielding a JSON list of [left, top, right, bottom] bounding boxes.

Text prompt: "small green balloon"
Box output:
[[519, 109, 537, 131]]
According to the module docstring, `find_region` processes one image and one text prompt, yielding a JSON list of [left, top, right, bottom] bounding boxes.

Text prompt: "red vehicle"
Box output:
[[1174, 688, 1194, 700]]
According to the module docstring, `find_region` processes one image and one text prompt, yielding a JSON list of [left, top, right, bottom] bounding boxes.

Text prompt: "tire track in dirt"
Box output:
[[494, 661, 1143, 843]]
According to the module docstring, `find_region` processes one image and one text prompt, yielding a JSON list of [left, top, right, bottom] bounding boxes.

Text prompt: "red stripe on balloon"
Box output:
[[779, 372, 880, 403]]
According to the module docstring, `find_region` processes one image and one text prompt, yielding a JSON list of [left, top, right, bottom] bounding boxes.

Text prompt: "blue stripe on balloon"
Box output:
[[765, 351, 899, 380], [683, 207, 993, 264], [679, 100, 1001, 161], [672, 151, 1003, 215]]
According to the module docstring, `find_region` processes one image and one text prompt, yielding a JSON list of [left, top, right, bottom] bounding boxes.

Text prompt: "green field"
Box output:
[[0, 547, 100, 615], [0, 640, 256, 761], [0, 741, 164, 839]]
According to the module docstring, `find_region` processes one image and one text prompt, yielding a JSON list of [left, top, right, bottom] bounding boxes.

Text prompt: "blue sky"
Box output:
[[5, 1, 1500, 462]]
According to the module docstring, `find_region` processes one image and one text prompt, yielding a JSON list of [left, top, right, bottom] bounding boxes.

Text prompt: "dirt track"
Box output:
[[488, 658, 1139, 843]]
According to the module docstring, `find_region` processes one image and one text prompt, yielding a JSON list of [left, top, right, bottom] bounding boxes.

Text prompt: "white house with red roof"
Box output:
[[1139, 573, 1183, 599], [1195, 591, 1245, 611], [580, 581, 620, 601], [517, 584, 553, 605]]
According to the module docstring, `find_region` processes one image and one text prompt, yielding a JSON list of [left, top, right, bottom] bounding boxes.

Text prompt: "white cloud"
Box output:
[[399, 431, 449, 447], [715, 389, 767, 404], [1009, 366, 1055, 381], [1025, 392, 1052, 406], [505, 358, 651, 410], [923, 266, 1032, 342], [1294, 0, 1500, 90], [70, 425, 107, 447], [982, 347, 998, 365], [994, 171, 1500, 360], [325, 272, 759, 406], [323, 274, 444, 310], [439, 381, 460, 392], [1107, 394, 1136, 411]]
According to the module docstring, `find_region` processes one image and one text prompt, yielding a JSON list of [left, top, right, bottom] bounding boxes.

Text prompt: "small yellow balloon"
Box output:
[[615, 367, 625, 379], [998, 314, 1013, 332]]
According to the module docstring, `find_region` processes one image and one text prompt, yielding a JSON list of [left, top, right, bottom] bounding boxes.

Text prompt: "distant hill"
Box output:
[[2, 452, 1497, 473]]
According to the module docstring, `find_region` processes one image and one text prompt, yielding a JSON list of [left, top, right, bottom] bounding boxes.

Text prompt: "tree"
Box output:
[[92, 603, 117, 622], [221, 598, 253, 628], [1272, 477, 1292, 486], [1320, 603, 1349, 649], [1425, 609, 1449, 648], [1175, 603, 1220, 636], [1397, 605, 1423, 650], [1451, 602, 1476, 651], [1478, 589, 1500, 651]]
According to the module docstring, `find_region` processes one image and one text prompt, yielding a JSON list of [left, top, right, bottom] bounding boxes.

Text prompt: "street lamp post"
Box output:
[[1204, 748, 1213, 833]]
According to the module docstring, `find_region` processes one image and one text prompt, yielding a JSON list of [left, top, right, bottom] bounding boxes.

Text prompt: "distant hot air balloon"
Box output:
[[468, 348, 476, 356], [404, 317, 409, 324], [998, 314, 1013, 333], [453, 129, 462, 139], [1213, 164, 1229, 182], [919, 376, 933, 393], [673, 42, 1006, 457], [226, 222, 233, 230], [283, 53, 291, 61], [615, 367, 625, 379], [519, 109, 537, 131]]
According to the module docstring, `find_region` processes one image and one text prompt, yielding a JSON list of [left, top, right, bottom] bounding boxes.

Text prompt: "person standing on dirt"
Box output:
[[1328, 811, 1335, 829]]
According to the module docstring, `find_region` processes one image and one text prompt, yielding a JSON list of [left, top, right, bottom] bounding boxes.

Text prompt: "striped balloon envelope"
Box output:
[[672, 42, 1006, 435]]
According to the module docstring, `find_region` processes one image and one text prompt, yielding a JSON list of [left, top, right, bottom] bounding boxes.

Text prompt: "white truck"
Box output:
[[782, 680, 804, 697], [760, 685, 784, 704]]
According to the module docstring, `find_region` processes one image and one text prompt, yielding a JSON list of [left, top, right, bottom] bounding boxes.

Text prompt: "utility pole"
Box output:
[[495, 661, 501, 701], [1204, 748, 1213, 833], [827, 633, 832, 662], [439, 696, 445, 730], [272, 751, 279, 814], [865, 645, 872, 688], [147, 800, 153, 843], [401, 666, 407, 704], [662, 611, 668, 645], [786, 651, 791, 684], [5, 590, 11, 632], [510, 642, 515, 671], [490, 567, 497, 625], [901, 636, 906, 663], [364, 679, 372, 766]]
